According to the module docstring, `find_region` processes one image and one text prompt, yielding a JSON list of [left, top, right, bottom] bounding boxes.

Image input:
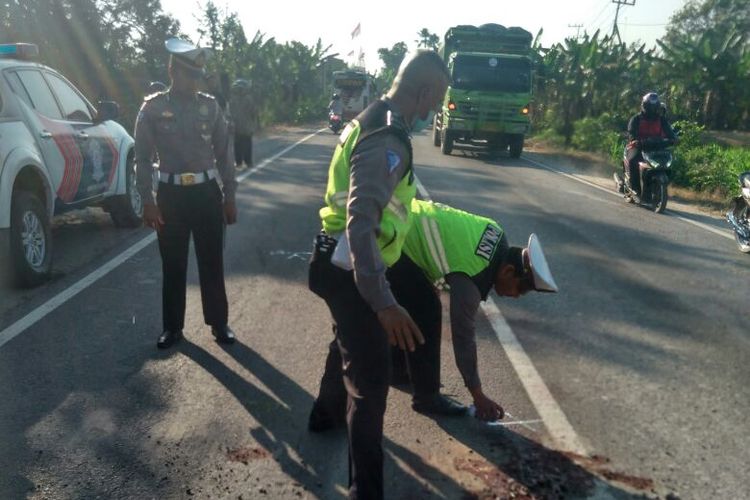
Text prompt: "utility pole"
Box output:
[[568, 23, 584, 39], [611, 0, 636, 44]]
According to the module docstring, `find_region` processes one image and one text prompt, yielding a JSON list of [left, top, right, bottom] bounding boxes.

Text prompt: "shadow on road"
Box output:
[[435, 416, 654, 499], [180, 339, 478, 499]]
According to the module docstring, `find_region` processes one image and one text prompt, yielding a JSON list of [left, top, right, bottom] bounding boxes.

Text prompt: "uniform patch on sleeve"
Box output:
[[386, 149, 401, 174]]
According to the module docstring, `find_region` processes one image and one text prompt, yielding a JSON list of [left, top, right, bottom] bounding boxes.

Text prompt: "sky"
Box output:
[[161, 0, 689, 72]]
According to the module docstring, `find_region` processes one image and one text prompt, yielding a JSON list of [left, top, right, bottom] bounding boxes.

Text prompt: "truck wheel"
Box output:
[[10, 191, 52, 287], [432, 115, 441, 147], [108, 154, 143, 228], [509, 135, 524, 158], [440, 129, 453, 155]]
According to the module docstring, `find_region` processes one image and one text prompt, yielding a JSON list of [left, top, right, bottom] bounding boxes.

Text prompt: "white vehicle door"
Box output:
[[8, 69, 115, 205], [43, 71, 117, 201]]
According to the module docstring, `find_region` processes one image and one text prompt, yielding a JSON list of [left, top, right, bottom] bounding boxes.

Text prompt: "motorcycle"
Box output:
[[726, 171, 750, 253], [614, 137, 675, 213], [328, 112, 343, 134]]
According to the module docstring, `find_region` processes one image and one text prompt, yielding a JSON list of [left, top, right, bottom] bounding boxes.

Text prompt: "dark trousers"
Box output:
[[625, 148, 643, 194], [315, 256, 443, 417], [309, 236, 441, 500], [156, 179, 228, 332], [234, 133, 253, 167]]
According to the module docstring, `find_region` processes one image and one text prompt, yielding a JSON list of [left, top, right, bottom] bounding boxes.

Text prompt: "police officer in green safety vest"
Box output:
[[312, 199, 559, 429], [401, 199, 558, 420], [307, 51, 450, 500]]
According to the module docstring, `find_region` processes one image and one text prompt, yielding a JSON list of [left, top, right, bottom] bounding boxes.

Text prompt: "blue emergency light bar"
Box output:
[[0, 43, 39, 60]]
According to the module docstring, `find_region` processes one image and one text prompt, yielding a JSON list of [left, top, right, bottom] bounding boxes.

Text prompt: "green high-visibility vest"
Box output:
[[403, 199, 505, 283], [319, 103, 416, 266]]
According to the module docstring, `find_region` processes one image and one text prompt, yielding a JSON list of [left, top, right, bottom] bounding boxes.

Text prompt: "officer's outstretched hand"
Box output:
[[143, 203, 164, 232], [472, 391, 505, 421], [377, 305, 425, 352], [224, 200, 238, 225]]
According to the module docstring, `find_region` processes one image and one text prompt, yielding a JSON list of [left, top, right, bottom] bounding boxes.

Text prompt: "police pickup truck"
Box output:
[[0, 43, 142, 287]]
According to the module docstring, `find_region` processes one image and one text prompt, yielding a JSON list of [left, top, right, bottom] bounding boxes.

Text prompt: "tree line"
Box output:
[[1, 0, 747, 137]]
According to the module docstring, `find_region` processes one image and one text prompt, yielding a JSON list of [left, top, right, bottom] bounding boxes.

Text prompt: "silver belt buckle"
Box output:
[[180, 173, 196, 185]]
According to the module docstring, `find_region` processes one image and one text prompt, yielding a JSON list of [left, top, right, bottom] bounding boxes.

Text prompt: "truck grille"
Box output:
[[458, 103, 521, 121]]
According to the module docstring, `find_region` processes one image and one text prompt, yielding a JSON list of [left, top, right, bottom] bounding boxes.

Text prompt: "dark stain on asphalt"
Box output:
[[227, 446, 271, 465]]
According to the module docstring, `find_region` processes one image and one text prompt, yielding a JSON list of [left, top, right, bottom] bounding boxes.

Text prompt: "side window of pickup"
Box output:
[[45, 72, 93, 122], [14, 69, 63, 120]]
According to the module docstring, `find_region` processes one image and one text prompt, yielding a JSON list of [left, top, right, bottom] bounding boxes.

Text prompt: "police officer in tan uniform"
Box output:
[[135, 38, 237, 348]]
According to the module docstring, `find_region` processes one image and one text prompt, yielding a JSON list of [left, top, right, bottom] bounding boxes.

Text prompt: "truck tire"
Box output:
[[10, 191, 52, 287], [108, 154, 143, 228], [509, 135, 524, 158], [440, 129, 453, 155], [432, 114, 441, 147]]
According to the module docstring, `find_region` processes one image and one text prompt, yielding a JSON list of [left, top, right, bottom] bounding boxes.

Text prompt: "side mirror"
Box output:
[[96, 100, 119, 122]]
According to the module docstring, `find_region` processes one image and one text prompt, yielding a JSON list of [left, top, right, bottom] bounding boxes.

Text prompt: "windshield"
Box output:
[[452, 55, 531, 93]]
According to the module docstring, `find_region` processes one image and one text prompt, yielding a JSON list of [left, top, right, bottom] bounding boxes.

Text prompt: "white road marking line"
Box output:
[[238, 129, 326, 182], [417, 174, 589, 454], [0, 234, 155, 349], [414, 174, 430, 199], [523, 155, 616, 197], [523, 154, 734, 241], [0, 130, 324, 350], [674, 214, 734, 241], [481, 298, 589, 455]]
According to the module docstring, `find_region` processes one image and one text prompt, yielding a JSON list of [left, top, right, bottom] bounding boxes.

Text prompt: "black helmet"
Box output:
[[641, 92, 661, 116]]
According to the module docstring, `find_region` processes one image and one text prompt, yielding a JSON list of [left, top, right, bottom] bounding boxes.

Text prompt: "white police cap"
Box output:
[[165, 37, 211, 77], [523, 233, 558, 293]]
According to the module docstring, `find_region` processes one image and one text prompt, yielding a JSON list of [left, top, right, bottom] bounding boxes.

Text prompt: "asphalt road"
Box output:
[[0, 126, 747, 499]]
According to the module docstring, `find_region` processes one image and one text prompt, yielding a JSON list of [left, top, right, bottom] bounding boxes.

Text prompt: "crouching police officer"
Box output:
[[134, 38, 238, 349], [312, 199, 558, 426], [399, 200, 558, 420]]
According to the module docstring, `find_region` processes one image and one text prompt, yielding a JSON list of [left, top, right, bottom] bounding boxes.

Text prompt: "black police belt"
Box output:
[[158, 169, 217, 186]]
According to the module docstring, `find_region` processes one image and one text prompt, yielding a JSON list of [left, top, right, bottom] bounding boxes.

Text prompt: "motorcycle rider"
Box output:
[[620, 93, 677, 198], [328, 93, 343, 117]]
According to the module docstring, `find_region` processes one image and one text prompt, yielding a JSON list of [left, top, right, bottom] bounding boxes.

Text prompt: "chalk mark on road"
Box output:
[[269, 250, 313, 261]]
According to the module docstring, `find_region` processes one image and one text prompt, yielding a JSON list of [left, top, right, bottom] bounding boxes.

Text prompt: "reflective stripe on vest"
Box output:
[[319, 118, 415, 266], [404, 200, 504, 283]]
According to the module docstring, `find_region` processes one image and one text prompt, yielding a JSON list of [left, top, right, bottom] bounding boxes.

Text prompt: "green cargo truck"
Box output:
[[433, 23, 533, 158]]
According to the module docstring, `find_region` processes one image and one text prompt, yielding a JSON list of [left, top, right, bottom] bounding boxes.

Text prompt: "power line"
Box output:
[[587, 1, 614, 34], [568, 23, 584, 39], [611, 0, 636, 43]]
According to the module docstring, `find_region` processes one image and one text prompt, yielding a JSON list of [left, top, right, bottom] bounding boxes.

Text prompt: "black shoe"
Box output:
[[211, 325, 236, 344], [412, 394, 468, 416], [308, 401, 345, 433], [157, 330, 182, 349]]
